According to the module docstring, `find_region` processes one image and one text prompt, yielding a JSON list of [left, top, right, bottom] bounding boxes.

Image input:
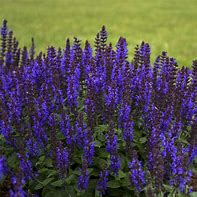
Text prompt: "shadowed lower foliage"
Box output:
[[0, 20, 196, 197]]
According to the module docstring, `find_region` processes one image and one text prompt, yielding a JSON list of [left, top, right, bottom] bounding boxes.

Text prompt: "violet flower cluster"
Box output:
[[0, 20, 196, 196]]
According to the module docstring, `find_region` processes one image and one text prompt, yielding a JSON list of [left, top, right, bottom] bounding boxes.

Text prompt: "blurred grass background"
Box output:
[[0, 0, 196, 66]]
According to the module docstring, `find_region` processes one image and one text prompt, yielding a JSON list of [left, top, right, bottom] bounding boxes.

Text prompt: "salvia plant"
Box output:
[[0, 20, 196, 197]]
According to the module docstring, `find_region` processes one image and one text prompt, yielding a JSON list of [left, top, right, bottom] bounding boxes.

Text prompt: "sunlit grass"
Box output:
[[0, 0, 196, 66]]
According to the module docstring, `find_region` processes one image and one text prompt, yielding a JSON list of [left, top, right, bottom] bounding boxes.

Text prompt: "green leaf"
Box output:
[[115, 170, 126, 180], [65, 186, 76, 197], [42, 185, 53, 197], [163, 184, 173, 192], [88, 168, 94, 174], [121, 177, 130, 187], [190, 192, 197, 197], [44, 189, 68, 197], [28, 179, 38, 190], [95, 124, 109, 132], [78, 98, 85, 108], [107, 188, 124, 196], [7, 153, 19, 169], [73, 155, 82, 164], [139, 137, 147, 144], [36, 155, 45, 167], [115, 128, 123, 135], [0, 134, 5, 141], [51, 180, 64, 187], [44, 191, 56, 197], [57, 132, 65, 140], [89, 169, 99, 176], [94, 157, 107, 169], [38, 168, 50, 174], [47, 170, 57, 178], [78, 105, 84, 112], [40, 155, 45, 162], [65, 174, 76, 184], [95, 190, 100, 197], [77, 191, 93, 197], [42, 177, 55, 186], [107, 180, 121, 188], [78, 191, 93, 197], [123, 191, 135, 197], [120, 154, 127, 170], [34, 183, 44, 190], [94, 140, 102, 148], [72, 169, 81, 176], [98, 149, 108, 158], [44, 158, 53, 168]]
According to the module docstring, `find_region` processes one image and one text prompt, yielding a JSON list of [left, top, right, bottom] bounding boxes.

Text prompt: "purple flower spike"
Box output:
[[97, 169, 109, 195], [78, 168, 89, 191], [0, 156, 6, 180], [129, 151, 146, 192]]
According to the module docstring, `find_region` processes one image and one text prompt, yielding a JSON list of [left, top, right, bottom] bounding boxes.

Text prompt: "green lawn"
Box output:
[[0, 0, 196, 66]]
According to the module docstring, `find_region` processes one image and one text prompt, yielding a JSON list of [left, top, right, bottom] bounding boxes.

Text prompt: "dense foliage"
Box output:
[[0, 20, 196, 197]]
